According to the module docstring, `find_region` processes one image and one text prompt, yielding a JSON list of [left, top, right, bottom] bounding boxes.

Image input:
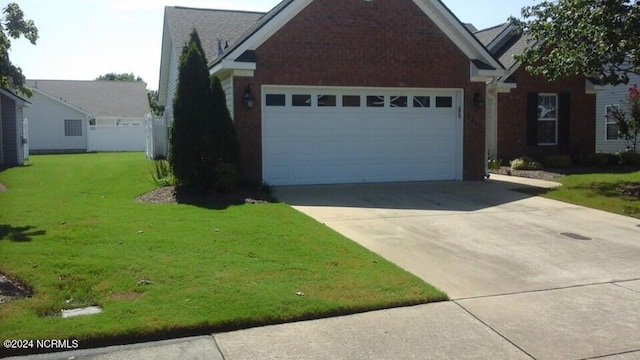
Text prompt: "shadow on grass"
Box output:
[[0, 224, 46, 242]]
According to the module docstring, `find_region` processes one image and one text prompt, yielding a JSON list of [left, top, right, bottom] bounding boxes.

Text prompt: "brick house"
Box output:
[[475, 23, 597, 164], [158, 0, 504, 186]]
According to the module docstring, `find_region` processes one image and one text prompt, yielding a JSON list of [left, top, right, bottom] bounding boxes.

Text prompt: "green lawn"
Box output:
[[0, 153, 445, 350], [535, 170, 640, 218]]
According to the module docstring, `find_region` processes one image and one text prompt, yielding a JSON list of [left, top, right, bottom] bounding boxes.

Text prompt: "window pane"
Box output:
[[318, 95, 336, 107], [266, 94, 285, 106], [390, 96, 408, 108], [413, 96, 430, 108], [538, 95, 557, 119], [537, 120, 556, 144], [607, 124, 620, 140], [64, 119, 82, 137], [292, 94, 311, 107], [342, 95, 360, 107], [435, 96, 453, 108], [367, 95, 385, 107]]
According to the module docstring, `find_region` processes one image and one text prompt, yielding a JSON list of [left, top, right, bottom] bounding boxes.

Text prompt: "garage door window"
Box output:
[[266, 94, 286, 106], [292, 94, 311, 107], [367, 96, 385, 107], [343, 95, 361, 107], [435, 96, 453, 108], [318, 95, 336, 107], [413, 96, 431, 108], [391, 96, 408, 108]]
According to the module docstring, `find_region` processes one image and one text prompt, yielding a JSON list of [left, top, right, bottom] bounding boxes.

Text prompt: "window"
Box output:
[[292, 94, 311, 107], [318, 95, 336, 107], [537, 94, 558, 145], [413, 96, 430, 108], [266, 94, 286, 106], [342, 95, 361, 107], [390, 96, 408, 108], [64, 119, 83, 137], [366, 95, 385, 107], [435, 96, 453, 108], [605, 104, 621, 140]]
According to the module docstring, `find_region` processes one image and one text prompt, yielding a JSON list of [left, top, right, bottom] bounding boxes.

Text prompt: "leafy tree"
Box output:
[[511, 0, 640, 85], [0, 2, 38, 96], [147, 89, 163, 117], [610, 85, 640, 152], [95, 72, 143, 82], [168, 30, 212, 190]]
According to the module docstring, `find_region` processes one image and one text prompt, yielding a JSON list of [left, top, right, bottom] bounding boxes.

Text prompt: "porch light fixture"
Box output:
[[473, 90, 484, 108], [244, 84, 255, 108]]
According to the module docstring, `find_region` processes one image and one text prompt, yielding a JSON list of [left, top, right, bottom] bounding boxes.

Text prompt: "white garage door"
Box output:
[[262, 86, 463, 186]]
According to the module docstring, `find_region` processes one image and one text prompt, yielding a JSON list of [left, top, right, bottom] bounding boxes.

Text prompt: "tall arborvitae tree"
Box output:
[[169, 30, 211, 190], [210, 75, 240, 168]]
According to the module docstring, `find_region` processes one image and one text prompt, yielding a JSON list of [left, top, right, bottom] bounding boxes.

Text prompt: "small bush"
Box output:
[[487, 159, 502, 170], [586, 153, 609, 167], [151, 160, 176, 187], [213, 162, 239, 193], [618, 151, 640, 166], [543, 155, 572, 169], [510, 156, 542, 170]]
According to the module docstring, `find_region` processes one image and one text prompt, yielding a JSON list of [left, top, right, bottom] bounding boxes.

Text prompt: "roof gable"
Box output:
[[25, 80, 150, 118], [212, 0, 504, 79]]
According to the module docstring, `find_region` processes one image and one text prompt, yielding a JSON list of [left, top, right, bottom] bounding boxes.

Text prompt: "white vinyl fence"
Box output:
[[145, 116, 168, 159], [88, 118, 146, 152]]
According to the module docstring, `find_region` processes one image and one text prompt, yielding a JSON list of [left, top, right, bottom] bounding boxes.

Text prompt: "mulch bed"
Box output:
[[135, 186, 273, 208], [0, 274, 29, 304], [618, 183, 640, 199], [490, 167, 564, 181]]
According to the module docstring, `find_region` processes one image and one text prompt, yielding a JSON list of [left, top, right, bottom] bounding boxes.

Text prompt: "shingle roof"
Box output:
[[495, 32, 532, 70], [25, 80, 150, 118], [473, 23, 510, 47], [165, 6, 265, 64]]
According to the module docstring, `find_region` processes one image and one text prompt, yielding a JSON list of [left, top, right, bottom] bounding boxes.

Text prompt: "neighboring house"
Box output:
[[595, 73, 640, 153], [158, 0, 505, 186], [24, 80, 151, 154], [0, 88, 29, 166], [474, 23, 597, 163]]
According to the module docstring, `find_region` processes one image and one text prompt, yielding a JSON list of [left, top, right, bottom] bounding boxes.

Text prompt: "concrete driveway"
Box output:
[[264, 175, 640, 359]]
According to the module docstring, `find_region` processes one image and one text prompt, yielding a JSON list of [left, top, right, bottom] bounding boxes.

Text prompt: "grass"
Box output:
[[529, 169, 640, 218], [0, 153, 446, 352]]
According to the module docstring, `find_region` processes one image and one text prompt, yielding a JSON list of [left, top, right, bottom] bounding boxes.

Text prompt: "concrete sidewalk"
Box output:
[[6, 175, 640, 360]]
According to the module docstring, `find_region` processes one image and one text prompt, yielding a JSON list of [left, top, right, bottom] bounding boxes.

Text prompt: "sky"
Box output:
[[8, 0, 535, 91]]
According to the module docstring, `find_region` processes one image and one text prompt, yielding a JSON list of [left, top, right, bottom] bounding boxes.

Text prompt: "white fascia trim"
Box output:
[[0, 88, 30, 107], [224, 0, 314, 62], [486, 24, 515, 52], [30, 88, 93, 118], [585, 79, 601, 94], [413, 0, 503, 72], [210, 60, 256, 77], [471, 63, 505, 83]]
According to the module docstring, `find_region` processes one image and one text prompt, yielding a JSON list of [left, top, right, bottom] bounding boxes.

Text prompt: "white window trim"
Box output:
[[605, 104, 622, 141], [538, 93, 558, 146]]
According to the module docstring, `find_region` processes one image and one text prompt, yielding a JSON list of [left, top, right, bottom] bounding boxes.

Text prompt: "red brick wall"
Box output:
[[233, 0, 487, 182], [496, 68, 596, 163]]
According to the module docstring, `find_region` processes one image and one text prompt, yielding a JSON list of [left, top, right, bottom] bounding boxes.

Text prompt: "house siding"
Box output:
[[233, 0, 486, 182], [595, 73, 640, 153], [221, 74, 234, 119], [25, 91, 88, 153], [1, 94, 19, 165], [496, 68, 595, 162]]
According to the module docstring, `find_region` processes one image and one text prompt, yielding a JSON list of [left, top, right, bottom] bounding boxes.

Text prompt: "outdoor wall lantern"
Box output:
[[244, 84, 255, 109], [473, 90, 484, 108]]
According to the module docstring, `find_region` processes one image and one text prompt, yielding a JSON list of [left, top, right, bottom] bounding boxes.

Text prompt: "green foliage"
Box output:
[[510, 156, 542, 170], [487, 159, 502, 170], [94, 72, 143, 82], [0, 2, 38, 96], [169, 30, 212, 190], [511, 0, 640, 85], [586, 153, 611, 168], [618, 151, 640, 166], [146, 89, 163, 117], [543, 155, 572, 169], [150, 160, 175, 187], [213, 162, 239, 193], [210, 76, 241, 168]]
